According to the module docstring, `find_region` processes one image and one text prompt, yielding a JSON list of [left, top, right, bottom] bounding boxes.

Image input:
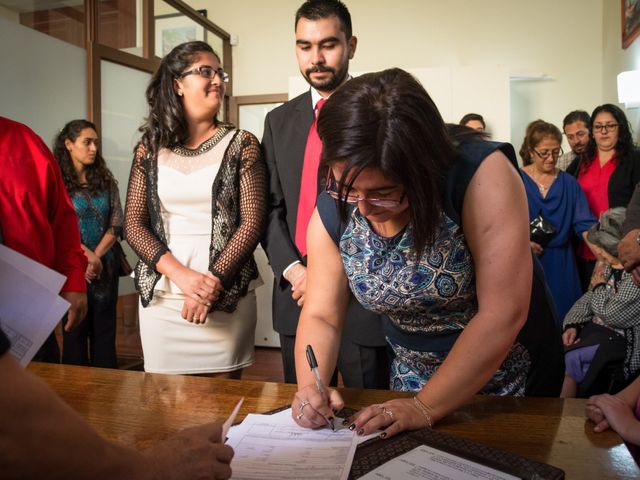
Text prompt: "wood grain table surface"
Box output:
[[29, 362, 639, 479]]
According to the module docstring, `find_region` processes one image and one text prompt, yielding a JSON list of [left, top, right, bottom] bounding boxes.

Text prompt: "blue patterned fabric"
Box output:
[[340, 207, 530, 395], [72, 190, 111, 251], [342, 212, 476, 334]]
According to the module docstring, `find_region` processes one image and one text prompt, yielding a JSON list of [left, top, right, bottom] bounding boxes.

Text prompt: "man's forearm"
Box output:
[[0, 354, 150, 480]]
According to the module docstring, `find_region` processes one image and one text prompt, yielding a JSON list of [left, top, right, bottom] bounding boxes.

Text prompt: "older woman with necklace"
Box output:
[[520, 120, 597, 324]]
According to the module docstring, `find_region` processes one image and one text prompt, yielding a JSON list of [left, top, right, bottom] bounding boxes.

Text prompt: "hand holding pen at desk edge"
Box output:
[[292, 342, 435, 439], [292, 344, 343, 430]]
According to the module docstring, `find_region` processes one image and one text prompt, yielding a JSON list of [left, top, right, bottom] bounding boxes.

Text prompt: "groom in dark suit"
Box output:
[[261, 0, 388, 387]]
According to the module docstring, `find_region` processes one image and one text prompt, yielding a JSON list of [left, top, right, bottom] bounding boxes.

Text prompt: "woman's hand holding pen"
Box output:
[[292, 384, 343, 429]]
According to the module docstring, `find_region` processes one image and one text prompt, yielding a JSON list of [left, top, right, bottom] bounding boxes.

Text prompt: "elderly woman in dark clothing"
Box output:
[[561, 208, 640, 398]]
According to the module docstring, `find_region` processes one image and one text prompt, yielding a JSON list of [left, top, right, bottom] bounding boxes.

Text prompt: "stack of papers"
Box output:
[[0, 245, 69, 366], [226, 408, 372, 480]]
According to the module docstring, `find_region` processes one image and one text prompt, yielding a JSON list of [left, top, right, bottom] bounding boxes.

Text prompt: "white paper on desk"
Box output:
[[0, 245, 70, 367], [226, 411, 359, 480], [359, 444, 519, 480], [227, 408, 379, 445]]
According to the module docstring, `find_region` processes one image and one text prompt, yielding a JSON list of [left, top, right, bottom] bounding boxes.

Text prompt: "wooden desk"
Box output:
[[29, 363, 638, 479]]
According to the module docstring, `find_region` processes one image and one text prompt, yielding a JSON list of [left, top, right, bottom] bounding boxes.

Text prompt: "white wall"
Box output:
[[0, 5, 18, 21], [603, 0, 640, 141], [194, 0, 603, 149], [0, 17, 86, 147]]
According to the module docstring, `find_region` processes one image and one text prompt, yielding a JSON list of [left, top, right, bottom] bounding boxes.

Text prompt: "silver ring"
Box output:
[[382, 407, 394, 420], [296, 412, 304, 420], [300, 400, 310, 411]]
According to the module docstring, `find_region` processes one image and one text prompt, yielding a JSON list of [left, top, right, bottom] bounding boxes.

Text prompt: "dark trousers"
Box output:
[[62, 285, 118, 368], [32, 332, 60, 363], [279, 333, 390, 389], [577, 257, 596, 293]]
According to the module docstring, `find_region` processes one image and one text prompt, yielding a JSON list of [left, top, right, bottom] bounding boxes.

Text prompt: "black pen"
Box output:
[[306, 344, 335, 431]]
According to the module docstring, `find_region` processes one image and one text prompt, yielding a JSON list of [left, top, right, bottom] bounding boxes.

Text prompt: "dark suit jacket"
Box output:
[[261, 90, 386, 346]]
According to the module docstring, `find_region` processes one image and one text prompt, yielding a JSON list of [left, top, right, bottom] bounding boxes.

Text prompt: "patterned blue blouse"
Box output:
[[342, 213, 476, 334], [340, 207, 529, 395]]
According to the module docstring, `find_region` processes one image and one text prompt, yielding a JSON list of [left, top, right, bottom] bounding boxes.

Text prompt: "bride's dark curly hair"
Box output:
[[138, 41, 220, 158], [53, 119, 115, 195]]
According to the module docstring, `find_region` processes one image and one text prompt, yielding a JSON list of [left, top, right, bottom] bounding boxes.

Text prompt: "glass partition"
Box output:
[[239, 103, 283, 141], [101, 59, 151, 295], [2, 0, 86, 48], [98, 0, 144, 56]]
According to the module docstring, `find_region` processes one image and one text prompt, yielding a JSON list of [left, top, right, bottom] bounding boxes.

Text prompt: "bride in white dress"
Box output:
[[124, 41, 266, 377]]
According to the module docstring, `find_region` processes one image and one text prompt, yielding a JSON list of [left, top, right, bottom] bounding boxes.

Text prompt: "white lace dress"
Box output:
[[138, 132, 260, 374]]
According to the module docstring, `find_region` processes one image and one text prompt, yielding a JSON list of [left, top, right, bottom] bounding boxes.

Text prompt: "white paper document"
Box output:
[[226, 410, 359, 480], [359, 444, 519, 480], [0, 245, 70, 366]]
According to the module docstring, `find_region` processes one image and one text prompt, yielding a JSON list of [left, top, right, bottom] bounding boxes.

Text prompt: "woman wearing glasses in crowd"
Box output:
[[124, 41, 266, 377], [519, 120, 596, 323], [567, 104, 640, 291], [291, 69, 563, 438], [54, 119, 123, 368]]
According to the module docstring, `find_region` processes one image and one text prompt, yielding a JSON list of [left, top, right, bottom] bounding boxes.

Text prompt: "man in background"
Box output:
[[558, 110, 590, 171], [459, 113, 486, 132], [261, 0, 388, 387]]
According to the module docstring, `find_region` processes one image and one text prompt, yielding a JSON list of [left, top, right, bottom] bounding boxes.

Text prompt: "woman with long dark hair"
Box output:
[[568, 104, 640, 289], [53, 119, 122, 368], [124, 41, 266, 377], [290, 68, 563, 437], [519, 120, 596, 323]]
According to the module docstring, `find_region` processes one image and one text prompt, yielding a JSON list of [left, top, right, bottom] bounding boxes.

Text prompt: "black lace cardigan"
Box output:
[[124, 125, 267, 312]]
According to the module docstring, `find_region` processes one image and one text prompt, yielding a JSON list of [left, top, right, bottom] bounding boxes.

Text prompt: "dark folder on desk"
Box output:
[[348, 426, 564, 480], [265, 405, 564, 480]]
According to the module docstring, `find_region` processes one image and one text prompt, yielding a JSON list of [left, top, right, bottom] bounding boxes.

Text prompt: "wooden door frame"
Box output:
[[228, 93, 288, 127], [86, 0, 232, 132]]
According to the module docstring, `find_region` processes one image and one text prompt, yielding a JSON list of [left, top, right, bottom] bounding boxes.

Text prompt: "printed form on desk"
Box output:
[[359, 444, 519, 480], [226, 408, 376, 480]]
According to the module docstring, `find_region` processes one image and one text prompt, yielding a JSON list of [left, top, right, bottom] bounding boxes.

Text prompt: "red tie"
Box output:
[[295, 98, 326, 257]]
